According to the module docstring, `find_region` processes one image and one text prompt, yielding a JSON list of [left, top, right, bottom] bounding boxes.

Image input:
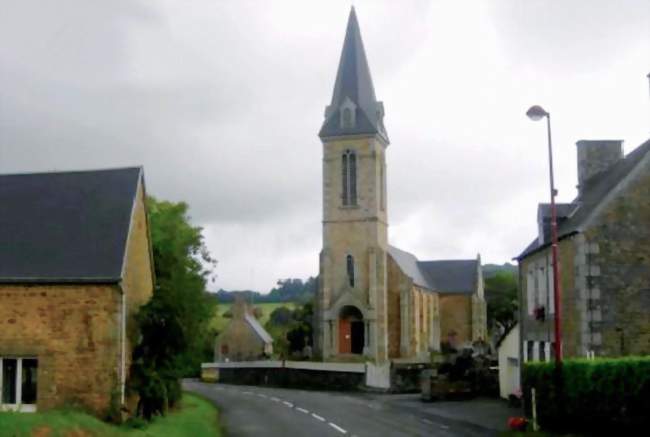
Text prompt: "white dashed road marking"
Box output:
[[218, 386, 351, 435], [440, 424, 450, 430], [421, 418, 433, 425], [328, 422, 347, 434]]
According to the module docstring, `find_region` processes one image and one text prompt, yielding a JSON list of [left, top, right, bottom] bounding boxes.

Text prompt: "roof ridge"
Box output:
[[0, 165, 143, 177]]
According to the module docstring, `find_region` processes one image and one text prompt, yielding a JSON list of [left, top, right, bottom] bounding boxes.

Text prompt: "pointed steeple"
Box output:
[[319, 7, 389, 143]]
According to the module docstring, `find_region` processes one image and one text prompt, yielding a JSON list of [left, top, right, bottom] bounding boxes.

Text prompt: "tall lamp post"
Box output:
[[526, 105, 562, 365]]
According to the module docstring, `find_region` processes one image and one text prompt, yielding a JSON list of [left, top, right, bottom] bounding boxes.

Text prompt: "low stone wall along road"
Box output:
[[183, 380, 501, 437]]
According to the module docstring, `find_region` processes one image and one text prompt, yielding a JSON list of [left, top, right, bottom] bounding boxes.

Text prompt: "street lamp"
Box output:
[[526, 105, 563, 365]]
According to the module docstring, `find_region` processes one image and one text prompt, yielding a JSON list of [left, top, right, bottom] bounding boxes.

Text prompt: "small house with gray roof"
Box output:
[[0, 167, 154, 415], [515, 138, 650, 361], [214, 299, 273, 362]]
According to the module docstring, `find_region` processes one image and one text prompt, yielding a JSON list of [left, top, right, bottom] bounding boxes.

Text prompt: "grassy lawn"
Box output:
[[210, 301, 295, 332], [0, 393, 221, 437]]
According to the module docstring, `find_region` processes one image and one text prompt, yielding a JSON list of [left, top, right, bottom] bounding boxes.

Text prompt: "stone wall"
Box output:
[[386, 256, 440, 359], [0, 284, 121, 415], [121, 181, 155, 400], [584, 157, 650, 356], [439, 294, 471, 345], [216, 367, 365, 391], [318, 136, 390, 363], [519, 237, 577, 357], [386, 254, 403, 358]]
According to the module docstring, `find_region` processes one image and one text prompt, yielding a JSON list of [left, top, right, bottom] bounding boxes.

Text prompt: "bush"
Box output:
[[523, 356, 650, 433]]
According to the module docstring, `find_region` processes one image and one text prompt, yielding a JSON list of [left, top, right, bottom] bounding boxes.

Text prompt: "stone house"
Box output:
[[0, 167, 154, 414], [515, 138, 650, 360], [314, 8, 487, 365], [214, 299, 273, 362]]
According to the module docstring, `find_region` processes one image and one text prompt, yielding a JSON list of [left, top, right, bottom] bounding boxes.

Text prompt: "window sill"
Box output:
[[339, 205, 360, 210]]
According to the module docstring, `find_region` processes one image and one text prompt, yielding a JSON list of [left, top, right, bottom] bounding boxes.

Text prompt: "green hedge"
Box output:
[[523, 357, 650, 433]]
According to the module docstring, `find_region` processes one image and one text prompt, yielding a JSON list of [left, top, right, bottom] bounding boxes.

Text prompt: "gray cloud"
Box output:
[[1, 0, 648, 291]]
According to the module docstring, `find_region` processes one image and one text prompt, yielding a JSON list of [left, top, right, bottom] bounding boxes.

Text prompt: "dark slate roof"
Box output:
[[388, 246, 479, 294], [318, 7, 389, 143], [516, 138, 650, 260], [0, 167, 143, 283], [419, 260, 479, 294], [388, 246, 433, 289]]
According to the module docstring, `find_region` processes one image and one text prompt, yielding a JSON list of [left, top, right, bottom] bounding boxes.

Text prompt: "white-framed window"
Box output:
[[537, 266, 547, 309], [342, 150, 357, 206], [0, 357, 38, 412], [526, 269, 535, 315]]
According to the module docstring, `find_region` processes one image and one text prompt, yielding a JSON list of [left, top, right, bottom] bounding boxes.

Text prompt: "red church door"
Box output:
[[339, 318, 352, 353]]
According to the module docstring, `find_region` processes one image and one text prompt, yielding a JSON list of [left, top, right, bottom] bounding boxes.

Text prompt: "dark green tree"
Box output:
[[129, 197, 217, 419], [485, 271, 518, 333]]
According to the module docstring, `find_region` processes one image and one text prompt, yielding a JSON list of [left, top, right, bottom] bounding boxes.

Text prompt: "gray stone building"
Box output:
[[515, 138, 650, 360]]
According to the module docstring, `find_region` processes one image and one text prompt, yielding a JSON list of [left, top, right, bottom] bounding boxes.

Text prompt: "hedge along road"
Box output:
[[183, 380, 497, 437]]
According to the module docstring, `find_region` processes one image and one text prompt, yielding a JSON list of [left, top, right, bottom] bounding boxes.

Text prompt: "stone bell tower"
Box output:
[[315, 7, 390, 363]]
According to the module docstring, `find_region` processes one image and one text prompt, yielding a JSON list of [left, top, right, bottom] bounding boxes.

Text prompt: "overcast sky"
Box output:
[[1, 0, 649, 292]]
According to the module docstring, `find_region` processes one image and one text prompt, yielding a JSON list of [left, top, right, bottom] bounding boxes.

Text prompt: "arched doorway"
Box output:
[[339, 305, 364, 354]]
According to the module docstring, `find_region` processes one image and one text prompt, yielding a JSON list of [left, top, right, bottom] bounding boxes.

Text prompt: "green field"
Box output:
[[210, 301, 296, 332], [0, 393, 221, 437]]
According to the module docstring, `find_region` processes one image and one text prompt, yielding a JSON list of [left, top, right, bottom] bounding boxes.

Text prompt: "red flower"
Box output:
[[507, 416, 528, 431]]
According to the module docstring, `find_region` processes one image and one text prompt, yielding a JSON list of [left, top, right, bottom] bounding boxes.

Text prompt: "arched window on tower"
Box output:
[[346, 254, 355, 287], [342, 150, 357, 206]]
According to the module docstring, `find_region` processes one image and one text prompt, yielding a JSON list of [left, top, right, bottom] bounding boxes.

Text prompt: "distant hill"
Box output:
[[209, 277, 317, 304], [482, 263, 517, 278]]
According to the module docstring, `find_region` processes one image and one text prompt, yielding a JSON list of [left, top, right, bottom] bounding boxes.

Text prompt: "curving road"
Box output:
[[183, 380, 501, 437]]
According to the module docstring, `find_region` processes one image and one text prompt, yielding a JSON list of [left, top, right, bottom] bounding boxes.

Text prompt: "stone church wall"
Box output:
[[439, 294, 472, 346]]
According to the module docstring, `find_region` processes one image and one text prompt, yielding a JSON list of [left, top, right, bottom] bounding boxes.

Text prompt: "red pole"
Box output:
[[546, 114, 563, 364]]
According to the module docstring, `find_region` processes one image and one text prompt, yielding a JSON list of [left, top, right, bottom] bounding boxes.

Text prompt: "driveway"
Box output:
[[184, 380, 511, 437]]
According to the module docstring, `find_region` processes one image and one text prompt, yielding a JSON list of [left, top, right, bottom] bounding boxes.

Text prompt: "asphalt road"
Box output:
[[183, 380, 499, 437]]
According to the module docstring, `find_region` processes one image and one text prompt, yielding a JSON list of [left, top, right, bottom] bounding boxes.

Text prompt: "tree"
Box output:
[[485, 271, 518, 334], [129, 197, 217, 419], [265, 302, 314, 358]]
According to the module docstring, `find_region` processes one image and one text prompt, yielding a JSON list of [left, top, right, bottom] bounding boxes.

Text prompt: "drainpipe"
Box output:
[[120, 284, 127, 406]]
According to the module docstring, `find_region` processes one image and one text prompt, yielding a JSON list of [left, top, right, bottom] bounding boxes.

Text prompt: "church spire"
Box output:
[[319, 7, 389, 143]]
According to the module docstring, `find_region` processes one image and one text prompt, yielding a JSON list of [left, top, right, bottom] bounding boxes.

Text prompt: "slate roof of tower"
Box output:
[[318, 7, 389, 143], [516, 138, 650, 260], [0, 167, 143, 283], [388, 246, 479, 294]]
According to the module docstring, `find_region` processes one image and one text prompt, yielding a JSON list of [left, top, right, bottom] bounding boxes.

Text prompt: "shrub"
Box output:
[[523, 356, 650, 433]]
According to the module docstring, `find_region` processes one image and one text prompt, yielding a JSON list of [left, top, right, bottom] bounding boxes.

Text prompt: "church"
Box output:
[[314, 8, 487, 364]]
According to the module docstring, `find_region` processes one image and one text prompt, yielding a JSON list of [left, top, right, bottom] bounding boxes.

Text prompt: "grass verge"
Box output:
[[0, 393, 221, 437]]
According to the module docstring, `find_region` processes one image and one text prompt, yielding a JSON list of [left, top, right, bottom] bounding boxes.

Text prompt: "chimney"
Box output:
[[576, 140, 623, 195]]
